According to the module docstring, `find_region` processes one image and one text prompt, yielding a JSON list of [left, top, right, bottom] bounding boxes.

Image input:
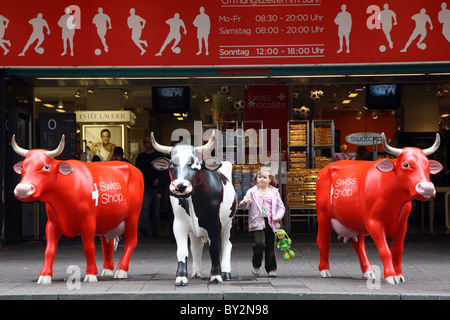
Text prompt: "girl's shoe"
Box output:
[[289, 250, 295, 258], [283, 252, 290, 260], [252, 267, 260, 276]]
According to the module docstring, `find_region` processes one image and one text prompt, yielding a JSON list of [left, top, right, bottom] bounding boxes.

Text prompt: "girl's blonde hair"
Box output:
[[252, 166, 277, 186]]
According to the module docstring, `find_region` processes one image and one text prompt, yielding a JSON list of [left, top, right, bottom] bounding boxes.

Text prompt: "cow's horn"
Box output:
[[196, 131, 216, 154], [422, 133, 440, 156], [150, 132, 172, 155], [381, 132, 402, 157], [46, 135, 65, 158], [11, 134, 29, 157]]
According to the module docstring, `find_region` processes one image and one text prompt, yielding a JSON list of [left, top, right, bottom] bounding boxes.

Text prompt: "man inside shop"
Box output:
[[136, 135, 163, 236]]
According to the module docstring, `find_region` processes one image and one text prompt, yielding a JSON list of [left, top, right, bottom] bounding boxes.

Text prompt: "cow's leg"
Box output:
[[38, 220, 62, 284], [173, 218, 189, 286], [100, 235, 115, 277], [207, 224, 223, 284], [115, 217, 138, 279], [220, 221, 233, 280], [367, 224, 398, 285], [316, 214, 332, 278], [80, 225, 98, 282], [189, 233, 204, 279], [391, 230, 406, 284], [351, 234, 374, 279], [391, 203, 410, 283]]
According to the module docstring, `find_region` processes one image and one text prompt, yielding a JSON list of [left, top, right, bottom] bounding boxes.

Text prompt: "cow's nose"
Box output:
[[170, 180, 193, 196], [14, 183, 35, 198], [177, 183, 187, 193], [415, 182, 435, 199]]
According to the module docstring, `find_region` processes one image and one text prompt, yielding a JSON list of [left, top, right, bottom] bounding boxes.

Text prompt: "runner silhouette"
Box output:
[[193, 7, 210, 56], [127, 8, 147, 55], [93, 8, 111, 53], [19, 13, 50, 56], [155, 13, 186, 56], [0, 14, 11, 55], [401, 8, 433, 52], [334, 4, 352, 53]]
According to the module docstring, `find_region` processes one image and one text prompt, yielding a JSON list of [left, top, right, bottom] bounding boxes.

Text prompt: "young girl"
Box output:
[[239, 166, 285, 277]]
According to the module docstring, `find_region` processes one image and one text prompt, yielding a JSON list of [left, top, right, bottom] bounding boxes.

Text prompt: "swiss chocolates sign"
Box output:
[[0, 0, 449, 67]]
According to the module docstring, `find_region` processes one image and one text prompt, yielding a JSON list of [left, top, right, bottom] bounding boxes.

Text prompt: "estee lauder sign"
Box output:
[[75, 111, 135, 125]]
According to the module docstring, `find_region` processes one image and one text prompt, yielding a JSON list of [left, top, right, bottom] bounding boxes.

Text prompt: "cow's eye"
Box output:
[[402, 162, 410, 168], [43, 164, 50, 170]]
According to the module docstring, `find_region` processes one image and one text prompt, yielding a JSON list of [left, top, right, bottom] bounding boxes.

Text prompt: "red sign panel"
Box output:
[[0, 0, 449, 67]]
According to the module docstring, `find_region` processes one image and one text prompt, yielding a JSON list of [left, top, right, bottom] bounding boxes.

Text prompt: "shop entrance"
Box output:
[[2, 75, 450, 244]]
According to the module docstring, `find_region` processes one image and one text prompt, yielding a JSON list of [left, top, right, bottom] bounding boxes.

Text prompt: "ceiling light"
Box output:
[[441, 113, 450, 118], [75, 90, 81, 98], [87, 88, 94, 93], [193, 76, 268, 79], [117, 77, 191, 80], [348, 93, 358, 98], [177, 117, 184, 121], [342, 100, 351, 104], [270, 74, 346, 78], [349, 73, 425, 77], [34, 97, 42, 102], [43, 103, 55, 108], [36, 77, 116, 80], [173, 113, 181, 117], [55, 109, 66, 113]]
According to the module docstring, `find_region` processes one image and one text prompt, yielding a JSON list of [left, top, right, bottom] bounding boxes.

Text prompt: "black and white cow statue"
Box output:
[[151, 131, 237, 286]]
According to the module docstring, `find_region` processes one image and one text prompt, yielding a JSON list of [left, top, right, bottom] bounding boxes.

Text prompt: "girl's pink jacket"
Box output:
[[239, 185, 285, 232]]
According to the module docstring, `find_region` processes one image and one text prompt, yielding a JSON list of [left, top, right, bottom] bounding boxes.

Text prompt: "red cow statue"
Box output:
[[12, 135, 144, 284], [316, 133, 442, 285]]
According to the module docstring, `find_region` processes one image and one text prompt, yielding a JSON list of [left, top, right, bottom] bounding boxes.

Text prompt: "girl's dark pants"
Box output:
[[252, 218, 277, 272]]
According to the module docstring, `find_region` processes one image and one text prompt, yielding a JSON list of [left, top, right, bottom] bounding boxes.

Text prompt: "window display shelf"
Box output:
[[285, 120, 335, 232]]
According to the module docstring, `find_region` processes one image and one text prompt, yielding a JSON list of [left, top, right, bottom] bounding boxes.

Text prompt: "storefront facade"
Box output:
[[1, 0, 450, 244]]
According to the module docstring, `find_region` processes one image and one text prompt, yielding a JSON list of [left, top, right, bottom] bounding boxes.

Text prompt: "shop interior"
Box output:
[[4, 74, 450, 240]]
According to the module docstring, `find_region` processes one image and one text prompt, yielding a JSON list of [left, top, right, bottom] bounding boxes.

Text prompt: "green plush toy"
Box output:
[[274, 229, 295, 260]]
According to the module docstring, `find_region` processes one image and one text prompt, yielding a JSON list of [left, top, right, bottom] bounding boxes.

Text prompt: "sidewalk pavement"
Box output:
[[0, 233, 448, 300]]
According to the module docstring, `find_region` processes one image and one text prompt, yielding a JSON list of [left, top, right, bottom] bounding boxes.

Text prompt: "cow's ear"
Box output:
[[376, 159, 394, 172], [58, 162, 73, 176], [203, 157, 222, 171], [152, 157, 170, 171], [429, 160, 443, 175], [13, 161, 23, 174]]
